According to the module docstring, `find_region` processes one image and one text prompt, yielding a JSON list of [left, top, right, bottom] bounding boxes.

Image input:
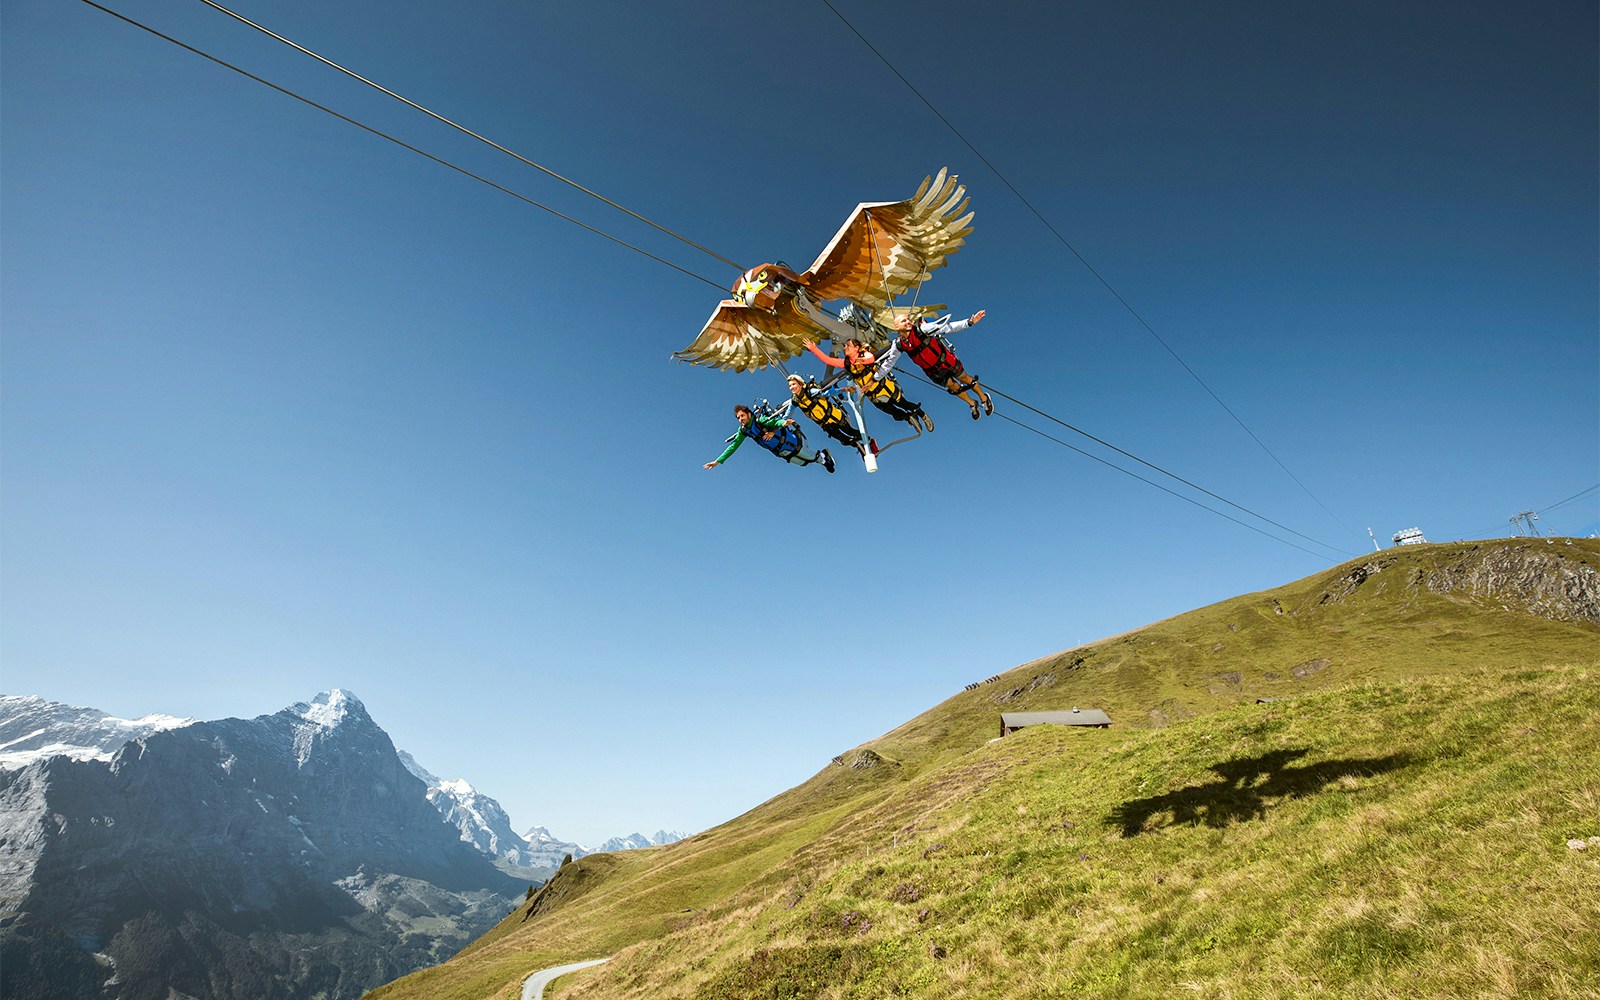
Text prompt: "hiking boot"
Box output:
[[821, 449, 835, 473]]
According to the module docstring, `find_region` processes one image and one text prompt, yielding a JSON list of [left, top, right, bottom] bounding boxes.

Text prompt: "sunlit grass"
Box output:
[[367, 539, 1600, 1000]]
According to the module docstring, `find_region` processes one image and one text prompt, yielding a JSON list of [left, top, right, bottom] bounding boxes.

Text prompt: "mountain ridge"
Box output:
[[0, 694, 195, 769], [0, 689, 523, 1000], [1, 694, 680, 878]]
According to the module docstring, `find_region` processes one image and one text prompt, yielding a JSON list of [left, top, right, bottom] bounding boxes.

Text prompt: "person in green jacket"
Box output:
[[704, 404, 835, 473]]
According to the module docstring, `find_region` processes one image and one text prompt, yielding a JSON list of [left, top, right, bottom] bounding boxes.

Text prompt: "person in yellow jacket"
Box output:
[[784, 374, 865, 456], [802, 338, 931, 433]]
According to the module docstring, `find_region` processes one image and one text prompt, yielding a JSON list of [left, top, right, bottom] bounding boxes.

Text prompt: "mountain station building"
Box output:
[[1000, 708, 1112, 738]]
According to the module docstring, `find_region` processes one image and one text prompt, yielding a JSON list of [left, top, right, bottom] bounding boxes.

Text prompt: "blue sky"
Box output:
[[3, 0, 1595, 846]]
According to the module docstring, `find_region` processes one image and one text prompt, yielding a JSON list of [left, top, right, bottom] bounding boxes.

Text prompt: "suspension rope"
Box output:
[[197, 0, 746, 274], [817, 0, 1359, 541], [77, 0, 729, 294]]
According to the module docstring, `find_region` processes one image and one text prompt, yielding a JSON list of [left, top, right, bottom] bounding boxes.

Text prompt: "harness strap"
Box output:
[[798, 394, 845, 426], [772, 422, 805, 458]]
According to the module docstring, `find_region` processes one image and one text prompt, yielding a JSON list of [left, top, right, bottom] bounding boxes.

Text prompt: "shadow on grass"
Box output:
[[1111, 748, 1413, 837]]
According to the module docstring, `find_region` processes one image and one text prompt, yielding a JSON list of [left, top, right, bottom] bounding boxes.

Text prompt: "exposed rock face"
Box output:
[[1313, 540, 1600, 622], [1291, 658, 1331, 679], [832, 749, 887, 771], [1416, 542, 1600, 622], [0, 691, 521, 1000], [991, 670, 1061, 705]]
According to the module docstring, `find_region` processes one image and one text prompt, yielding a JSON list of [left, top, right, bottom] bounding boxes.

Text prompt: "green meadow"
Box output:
[[367, 538, 1600, 999]]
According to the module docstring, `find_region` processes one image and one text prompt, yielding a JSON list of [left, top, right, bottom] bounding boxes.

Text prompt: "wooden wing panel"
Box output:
[[801, 168, 974, 309], [673, 300, 814, 372]]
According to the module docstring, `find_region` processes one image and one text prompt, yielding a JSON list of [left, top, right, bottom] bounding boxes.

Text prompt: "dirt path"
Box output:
[[520, 957, 610, 1000]]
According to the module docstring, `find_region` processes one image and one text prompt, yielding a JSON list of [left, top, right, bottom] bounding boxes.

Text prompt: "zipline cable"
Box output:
[[989, 411, 1338, 561], [1541, 482, 1600, 514], [987, 381, 1353, 557], [76, 0, 730, 295], [83, 0, 1352, 560], [817, 0, 1360, 541], [891, 367, 1351, 559], [197, 0, 747, 275]]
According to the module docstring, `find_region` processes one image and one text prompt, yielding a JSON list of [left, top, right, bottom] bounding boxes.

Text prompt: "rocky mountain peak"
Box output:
[[289, 689, 367, 730]]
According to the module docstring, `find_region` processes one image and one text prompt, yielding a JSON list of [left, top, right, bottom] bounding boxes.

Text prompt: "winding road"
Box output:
[[520, 958, 611, 1000]]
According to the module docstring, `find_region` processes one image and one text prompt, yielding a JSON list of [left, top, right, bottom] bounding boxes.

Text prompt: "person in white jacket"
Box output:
[[876, 310, 994, 420]]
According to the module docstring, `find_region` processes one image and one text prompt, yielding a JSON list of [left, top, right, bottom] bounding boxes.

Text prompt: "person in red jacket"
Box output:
[[881, 310, 993, 420]]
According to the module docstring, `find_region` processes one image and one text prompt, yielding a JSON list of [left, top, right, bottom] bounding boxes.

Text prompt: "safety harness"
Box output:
[[791, 387, 862, 446], [792, 390, 846, 429], [899, 325, 966, 385], [846, 355, 906, 405], [753, 420, 805, 460]]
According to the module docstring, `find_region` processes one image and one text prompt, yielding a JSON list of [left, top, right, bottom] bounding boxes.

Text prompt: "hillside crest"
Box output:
[[368, 538, 1600, 1000]]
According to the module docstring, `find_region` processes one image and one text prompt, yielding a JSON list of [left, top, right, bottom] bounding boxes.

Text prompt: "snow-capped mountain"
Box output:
[[590, 830, 686, 853], [521, 825, 588, 868], [0, 694, 194, 769], [395, 751, 686, 869], [515, 826, 686, 861], [398, 751, 543, 867], [0, 690, 522, 1000]]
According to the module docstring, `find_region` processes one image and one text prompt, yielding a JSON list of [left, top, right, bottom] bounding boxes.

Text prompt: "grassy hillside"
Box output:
[[366, 538, 1600, 999]]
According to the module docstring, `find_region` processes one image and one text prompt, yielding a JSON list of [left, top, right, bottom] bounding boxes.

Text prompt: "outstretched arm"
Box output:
[[923, 309, 986, 336], [705, 433, 744, 468], [803, 340, 846, 369]]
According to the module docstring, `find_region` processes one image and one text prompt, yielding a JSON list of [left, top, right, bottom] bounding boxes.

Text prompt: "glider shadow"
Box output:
[[1110, 748, 1413, 837]]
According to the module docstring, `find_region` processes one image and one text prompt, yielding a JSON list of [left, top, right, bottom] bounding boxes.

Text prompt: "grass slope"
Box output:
[[367, 539, 1600, 999]]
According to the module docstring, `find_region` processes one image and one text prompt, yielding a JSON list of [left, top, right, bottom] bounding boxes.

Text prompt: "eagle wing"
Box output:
[[673, 299, 816, 372], [799, 168, 974, 309]]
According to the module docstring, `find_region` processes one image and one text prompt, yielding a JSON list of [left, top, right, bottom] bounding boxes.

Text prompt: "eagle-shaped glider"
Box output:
[[675, 168, 974, 372]]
